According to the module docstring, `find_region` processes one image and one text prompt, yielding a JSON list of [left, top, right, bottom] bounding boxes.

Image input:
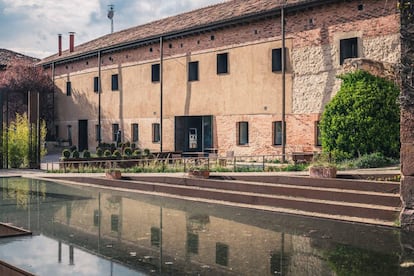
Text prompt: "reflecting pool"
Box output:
[[0, 177, 414, 275]]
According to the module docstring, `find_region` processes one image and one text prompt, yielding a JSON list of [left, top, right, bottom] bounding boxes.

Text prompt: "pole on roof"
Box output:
[[281, 3, 286, 163], [160, 36, 164, 153]]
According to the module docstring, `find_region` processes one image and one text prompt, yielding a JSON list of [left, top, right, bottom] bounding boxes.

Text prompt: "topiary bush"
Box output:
[[112, 149, 122, 158], [72, 150, 80, 159], [320, 70, 400, 160], [132, 149, 142, 158], [83, 150, 91, 159], [123, 147, 132, 157], [96, 148, 103, 157], [104, 149, 112, 157], [62, 149, 71, 159]]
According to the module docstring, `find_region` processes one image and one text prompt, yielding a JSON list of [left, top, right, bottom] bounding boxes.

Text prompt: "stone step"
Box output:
[[52, 176, 401, 226]]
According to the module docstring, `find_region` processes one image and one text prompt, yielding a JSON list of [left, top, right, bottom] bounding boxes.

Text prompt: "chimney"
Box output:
[[69, 32, 75, 53], [58, 34, 62, 56]]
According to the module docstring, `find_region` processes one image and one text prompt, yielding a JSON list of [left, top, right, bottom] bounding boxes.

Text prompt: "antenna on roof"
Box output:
[[107, 4, 114, 34]]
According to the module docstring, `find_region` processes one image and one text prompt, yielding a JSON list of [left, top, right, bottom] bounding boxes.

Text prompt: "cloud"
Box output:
[[0, 0, 223, 58]]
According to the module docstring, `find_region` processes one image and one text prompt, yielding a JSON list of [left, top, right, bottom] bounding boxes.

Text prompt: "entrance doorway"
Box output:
[[175, 116, 213, 153], [78, 120, 88, 151]]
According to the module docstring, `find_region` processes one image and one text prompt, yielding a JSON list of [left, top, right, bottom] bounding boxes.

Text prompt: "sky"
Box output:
[[0, 0, 224, 59]]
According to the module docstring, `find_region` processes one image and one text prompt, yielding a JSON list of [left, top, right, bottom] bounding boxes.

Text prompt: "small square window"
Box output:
[[237, 122, 249, 145], [132, 123, 139, 142], [358, 4, 364, 11], [187, 232, 199, 254], [151, 64, 160, 82], [152, 123, 160, 143], [66, 81, 72, 96], [93, 76, 99, 93], [217, 53, 228, 74], [188, 61, 199, 81], [111, 74, 119, 91], [273, 121, 286, 146], [272, 48, 287, 72], [340, 37, 358, 65]]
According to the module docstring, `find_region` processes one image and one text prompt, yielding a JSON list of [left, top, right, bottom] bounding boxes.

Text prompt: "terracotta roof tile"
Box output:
[[40, 0, 314, 64]]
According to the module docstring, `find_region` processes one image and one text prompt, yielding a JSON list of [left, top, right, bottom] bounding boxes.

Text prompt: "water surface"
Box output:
[[0, 177, 413, 275]]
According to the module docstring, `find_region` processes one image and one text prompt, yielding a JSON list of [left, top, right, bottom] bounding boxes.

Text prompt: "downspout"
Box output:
[[281, 4, 286, 162], [98, 51, 102, 144], [160, 36, 164, 152], [52, 63, 55, 139]]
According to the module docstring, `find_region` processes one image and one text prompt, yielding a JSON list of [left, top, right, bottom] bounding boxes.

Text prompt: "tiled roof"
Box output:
[[0, 49, 39, 65], [40, 0, 324, 64]]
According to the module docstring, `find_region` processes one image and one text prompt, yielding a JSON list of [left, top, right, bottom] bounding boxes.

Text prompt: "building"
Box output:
[[39, 0, 400, 157]]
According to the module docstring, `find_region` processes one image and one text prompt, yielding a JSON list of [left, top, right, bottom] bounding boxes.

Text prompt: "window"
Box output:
[[66, 81, 71, 96], [151, 227, 161, 247], [237, 122, 249, 145], [273, 121, 286, 146], [112, 124, 119, 142], [132, 123, 139, 142], [217, 53, 228, 74], [95, 124, 101, 142], [315, 121, 322, 146], [340, 37, 358, 65], [93, 210, 101, 226], [216, 243, 229, 266], [151, 63, 160, 82], [188, 61, 199, 81], [272, 48, 287, 72], [94, 77, 99, 93], [152, 123, 160, 143], [187, 233, 199, 254], [111, 214, 119, 232], [111, 74, 119, 91]]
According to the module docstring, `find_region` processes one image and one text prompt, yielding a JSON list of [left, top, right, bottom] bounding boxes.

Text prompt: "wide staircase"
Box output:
[[52, 174, 401, 227]]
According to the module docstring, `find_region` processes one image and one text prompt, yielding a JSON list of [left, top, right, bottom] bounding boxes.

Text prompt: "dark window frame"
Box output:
[[152, 123, 160, 143], [237, 121, 249, 145], [112, 124, 119, 142], [273, 121, 286, 146], [340, 37, 358, 65], [272, 48, 287, 72], [66, 81, 72, 96], [151, 227, 161, 247], [151, 63, 160, 82], [132, 123, 139, 142], [216, 242, 229, 266], [315, 121, 322, 147], [95, 124, 101, 142], [94, 76, 99, 93], [217, 53, 228, 74], [111, 214, 119, 232], [111, 74, 119, 91], [188, 61, 199, 81]]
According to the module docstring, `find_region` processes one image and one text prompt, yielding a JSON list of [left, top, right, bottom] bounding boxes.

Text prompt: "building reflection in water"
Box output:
[[0, 177, 413, 275]]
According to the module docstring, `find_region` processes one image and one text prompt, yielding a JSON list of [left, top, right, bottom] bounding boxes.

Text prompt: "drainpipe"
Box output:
[[98, 51, 102, 144], [160, 36, 163, 152], [52, 62, 56, 139], [281, 4, 286, 162]]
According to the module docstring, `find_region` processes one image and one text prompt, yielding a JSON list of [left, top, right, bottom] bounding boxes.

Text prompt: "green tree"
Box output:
[[2, 113, 47, 168], [320, 70, 400, 160]]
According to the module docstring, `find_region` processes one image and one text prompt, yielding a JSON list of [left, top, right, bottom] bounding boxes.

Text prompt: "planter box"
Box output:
[[188, 169, 210, 179], [106, 170, 122, 180], [309, 166, 337, 178]]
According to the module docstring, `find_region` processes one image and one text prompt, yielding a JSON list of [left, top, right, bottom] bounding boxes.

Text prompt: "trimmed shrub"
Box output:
[[354, 152, 394, 169], [132, 149, 142, 157], [62, 149, 71, 159], [96, 148, 103, 157], [143, 148, 151, 157], [72, 150, 80, 159], [104, 149, 112, 157], [83, 150, 91, 159], [123, 147, 132, 156], [320, 70, 400, 159], [112, 149, 122, 158]]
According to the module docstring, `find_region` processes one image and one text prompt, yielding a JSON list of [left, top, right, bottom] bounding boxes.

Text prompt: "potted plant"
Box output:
[[188, 165, 210, 178], [309, 152, 337, 178], [105, 168, 122, 179]]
